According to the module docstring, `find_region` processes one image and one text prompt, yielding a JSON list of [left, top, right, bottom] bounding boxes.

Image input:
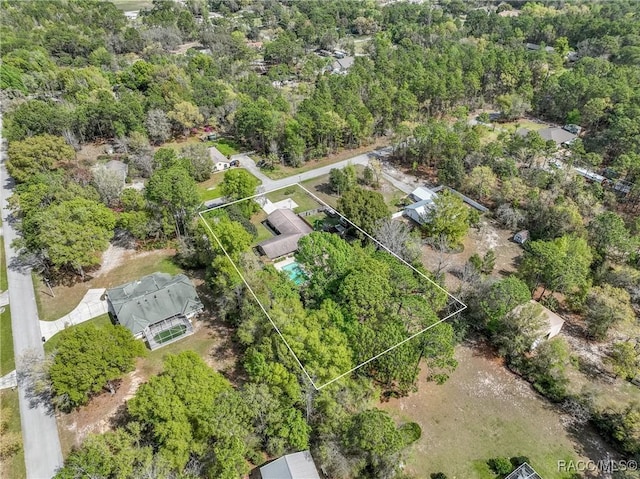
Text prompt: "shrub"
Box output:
[[431, 474, 448, 479], [487, 457, 513, 475], [399, 422, 422, 445], [510, 456, 530, 468]]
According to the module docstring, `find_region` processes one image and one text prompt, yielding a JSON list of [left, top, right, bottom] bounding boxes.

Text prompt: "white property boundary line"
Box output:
[[199, 183, 467, 390]]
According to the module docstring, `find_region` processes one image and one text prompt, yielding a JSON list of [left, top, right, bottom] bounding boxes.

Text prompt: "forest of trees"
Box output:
[[2, 0, 640, 277], [3, 0, 640, 477]]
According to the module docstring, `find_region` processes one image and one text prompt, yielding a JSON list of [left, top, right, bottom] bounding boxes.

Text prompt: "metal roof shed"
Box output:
[[260, 451, 321, 479]]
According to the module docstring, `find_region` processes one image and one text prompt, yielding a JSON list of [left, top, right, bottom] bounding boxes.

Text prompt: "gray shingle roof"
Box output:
[[260, 451, 321, 479], [258, 209, 313, 259], [517, 127, 576, 145], [106, 273, 203, 335]]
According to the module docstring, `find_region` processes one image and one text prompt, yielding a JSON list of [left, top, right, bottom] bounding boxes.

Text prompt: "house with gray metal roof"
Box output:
[[258, 209, 313, 259], [260, 450, 321, 479], [106, 273, 203, 350], [404, 198, 437, 226], [409, 186, 438, 203]]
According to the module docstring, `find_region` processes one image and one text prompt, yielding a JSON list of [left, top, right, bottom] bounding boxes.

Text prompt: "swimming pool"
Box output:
[[281, 262, 308, 285]]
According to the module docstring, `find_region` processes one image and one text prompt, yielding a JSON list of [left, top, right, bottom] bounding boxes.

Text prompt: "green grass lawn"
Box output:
[[35, 250, 182, 321], [381, 345, 603, 479], [111, 0, 152, 10], [0, 389, 25, 479], [197, 175, 225, 202], [211, 138, 241, 157], [250, 210, 273, 244], [197, 168, 260, 202], [0, 306, 15, 375], [44, 314, 112, 354], [264, 185, 322, 213], [1, 236, 7, 292]]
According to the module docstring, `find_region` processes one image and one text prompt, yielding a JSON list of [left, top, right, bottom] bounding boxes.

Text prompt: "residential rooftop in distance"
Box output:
[[260, 450, 320, 479]]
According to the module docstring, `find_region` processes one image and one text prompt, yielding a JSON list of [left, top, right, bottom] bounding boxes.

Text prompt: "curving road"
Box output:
[[0, 116, 63, 478], [203, 147, 415, 209]]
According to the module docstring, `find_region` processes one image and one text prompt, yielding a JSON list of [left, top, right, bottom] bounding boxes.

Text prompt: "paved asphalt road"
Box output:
[[0, 117, 63, 478], [203, 146, 414, 209]]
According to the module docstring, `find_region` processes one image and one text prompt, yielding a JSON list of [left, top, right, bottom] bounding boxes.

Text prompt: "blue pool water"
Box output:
[[282, 262, 307, 285]]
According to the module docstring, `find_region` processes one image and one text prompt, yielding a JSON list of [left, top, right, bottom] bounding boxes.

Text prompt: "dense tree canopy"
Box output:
[[337, 187, 390, 235], [7, 135, 74, 184], [25, 197, 116, 276], [7, 0, 640, 475], [423, 190, 470, 248], [48, 323, 145, 410]]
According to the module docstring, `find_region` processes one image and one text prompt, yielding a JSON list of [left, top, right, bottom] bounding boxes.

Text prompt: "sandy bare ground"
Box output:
[[380, 343, 621, 479], [421, 218, 523, 290], [94, 245, 130, 277]]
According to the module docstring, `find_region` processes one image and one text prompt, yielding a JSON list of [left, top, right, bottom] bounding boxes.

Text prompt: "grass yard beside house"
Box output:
[[264, 185, 322, 213], [197, 174, 225, 202], [197, 168, 260, 202], [211, 138, 241, 157], [35, 249, 182, 322]]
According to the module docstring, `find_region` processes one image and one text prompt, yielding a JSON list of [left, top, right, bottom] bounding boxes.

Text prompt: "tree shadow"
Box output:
[[207, 321, 248, 387], [108, 402, 131, 430], [15, 350, 57, 417], [307, 181, 334, 197]]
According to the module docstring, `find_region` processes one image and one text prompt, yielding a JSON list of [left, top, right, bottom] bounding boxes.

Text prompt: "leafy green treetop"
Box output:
[[48, 323, 146, 411], [423, 190, 470, 248], [27, 197, 116, 277], [337, 187, 390, 235], [7, 134, 74, 183]]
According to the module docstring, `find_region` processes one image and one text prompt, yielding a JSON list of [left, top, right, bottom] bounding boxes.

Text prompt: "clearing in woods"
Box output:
[[381, 343, 621, 479]]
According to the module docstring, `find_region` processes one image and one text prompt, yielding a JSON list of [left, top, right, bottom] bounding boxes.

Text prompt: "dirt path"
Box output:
[[94, 245, 130, 277]]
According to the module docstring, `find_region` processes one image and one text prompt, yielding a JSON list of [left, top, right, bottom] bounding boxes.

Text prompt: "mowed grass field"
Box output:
[[197, 168, 260, 202], [381, 344, 615, 479], [264, 185, 322, 213]]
